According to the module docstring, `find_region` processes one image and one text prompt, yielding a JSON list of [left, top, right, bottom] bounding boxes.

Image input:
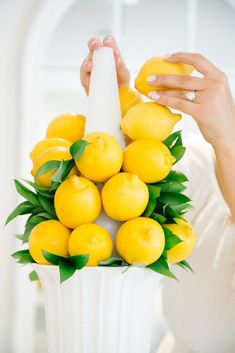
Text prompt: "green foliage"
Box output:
[[70, 140, 89, 160], [147, 257, 177, 280], [99, 257, 124, 266], [29, 271, 39, 282], [11, 249, 35, 264]]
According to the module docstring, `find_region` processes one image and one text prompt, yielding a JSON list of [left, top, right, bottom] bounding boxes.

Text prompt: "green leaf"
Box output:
[[59, 258, 76, 283], [173, 203, 193, 214], [99, 257, 124, 266], [143, 198, 156, 217], [29, 271, 39, 282], [70, 254, 89, 269], [150, 212, 167, 224], [11, 249, 35, 264], [22, 179, 54, 198], [37, 193, 56, 216], [156, 181, 186, 193], [164, 205, 184, 220], [34, 212, 56, 220], [70, 140, 89, 161], [171, 146, 186, 164], [147, 257, 177, 280], [162, 227, 182, 250], [35, 160, 61, 178], [147, 185, 161, 199], [14, 180, 40, 207], [158, 192, 191, 206], [42, 250, 61, 265], [176, 260, 194, 273], [5, 201, 35, 225], [51, 159, 75, 183], [163, 130, 182, 148], [49, 181, 61, 192], [164, 171, 188, 183], [23, 215, 47, 243]]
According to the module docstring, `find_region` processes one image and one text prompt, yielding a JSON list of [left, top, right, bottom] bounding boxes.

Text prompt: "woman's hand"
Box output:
[[80, 36, 130, 95], [147, 52, 235, 148]]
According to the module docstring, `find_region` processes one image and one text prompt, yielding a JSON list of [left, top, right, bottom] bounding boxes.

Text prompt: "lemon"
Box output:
[[119, 86, 143, 117], [123, 138, 174, 183], [116, 217, 165, 266], [69, 223, 113, 266], [28, 220, 71, 265], [164, 218, 196, 264], [135, 56, 194, 96], [76, 132, 123, 182], [54, 175, 101, 229], [46, 114, 86, 142], [31, 146, 76, 187], [101, 172, 149, 221], [30, 138, 72, 161], [121, 102, 181, 141]]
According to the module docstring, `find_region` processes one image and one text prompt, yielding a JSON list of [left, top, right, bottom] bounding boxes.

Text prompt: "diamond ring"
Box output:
[[185, 91, 196, 101]]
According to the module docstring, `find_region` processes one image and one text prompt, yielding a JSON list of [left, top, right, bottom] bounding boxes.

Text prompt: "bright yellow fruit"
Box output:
[[101, 172, 149, 221], [54, 175, 101, 229], [121, 102, 181, 141], [164, 218, 196, 264], [46, 114, 86, 142], [69, 223, 113, 266], [123, 138, 174, 183], [118, 86, 143, 117], [28, 220, 71, 265], [30, 138, 72, 161], [32, 146, 76, 187], [76, 132, 123, 182], [135, 56, 194, 96], [116, 217, 165, 266]]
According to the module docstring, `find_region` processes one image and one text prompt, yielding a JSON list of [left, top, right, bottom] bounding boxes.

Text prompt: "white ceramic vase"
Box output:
[[33, 264, 161, 353]]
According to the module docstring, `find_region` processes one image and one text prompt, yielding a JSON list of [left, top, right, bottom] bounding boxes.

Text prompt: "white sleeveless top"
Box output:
[[162, 134, 235, 353]]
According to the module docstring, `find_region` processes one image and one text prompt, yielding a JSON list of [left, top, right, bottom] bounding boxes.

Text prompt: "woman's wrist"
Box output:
[[211, 137, 235, 156]]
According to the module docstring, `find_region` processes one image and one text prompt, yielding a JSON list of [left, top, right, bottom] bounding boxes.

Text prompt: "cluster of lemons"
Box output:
[[24, 56, 196, 272]]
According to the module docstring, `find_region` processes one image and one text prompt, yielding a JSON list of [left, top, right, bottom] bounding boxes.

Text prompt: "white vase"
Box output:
[[33, 264, 161, 353]]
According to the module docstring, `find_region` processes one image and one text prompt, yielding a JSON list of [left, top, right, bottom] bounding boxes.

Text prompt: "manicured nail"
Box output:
[[149, 91, 160, 100], [147, 75, 157, 83], [91, 40, 99, 47], [103, 36, 112, 44]]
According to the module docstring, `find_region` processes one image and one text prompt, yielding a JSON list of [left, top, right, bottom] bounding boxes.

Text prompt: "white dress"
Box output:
[[162, 134, 235, 353]]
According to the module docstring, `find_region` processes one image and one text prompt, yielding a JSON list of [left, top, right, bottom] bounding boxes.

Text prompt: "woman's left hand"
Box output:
[[147, 52, 235, 149]]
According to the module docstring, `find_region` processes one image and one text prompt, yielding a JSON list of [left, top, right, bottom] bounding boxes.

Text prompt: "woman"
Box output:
[[80, 36, 235, 353]]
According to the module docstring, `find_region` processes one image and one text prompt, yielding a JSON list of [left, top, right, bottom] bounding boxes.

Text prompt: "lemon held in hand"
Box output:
[[121, 102, 181, 141], [135, 56, 193, 97], [32, 146, 76, 187], [118, 86, 143, 117], [54, 175, 101, 229], [69, 223, 113, 266], [76, 132, 123, 182], [46, 113, 86, 142], [101, 172, 149, 221], [116, 217, 165, 266], [164, 218, 196, 264], [28, 220, 71, 265], [30, 138, 72, 161], [123, 138, 174, 183]]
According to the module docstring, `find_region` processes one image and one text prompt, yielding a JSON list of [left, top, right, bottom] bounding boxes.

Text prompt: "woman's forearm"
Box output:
[[213, 141, 235, 221]]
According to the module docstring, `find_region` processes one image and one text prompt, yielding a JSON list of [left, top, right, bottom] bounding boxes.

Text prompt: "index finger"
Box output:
[[166, 52, 221, 77]]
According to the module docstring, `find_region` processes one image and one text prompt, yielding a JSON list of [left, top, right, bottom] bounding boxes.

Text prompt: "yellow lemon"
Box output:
[[32, 146, 76, 187], [121, 102, 181, 141], [116, 217, 165, 266], [164, 218, 196, 264], [46, 113, 86, 142], [54, 175, 101, 229], [118, 86, 143, 117], [69, 223, 113, 266], [135, 56, 194, 96], [30, 138, 72, 161], [28, 220, 71, 265], [101, 172, 149, 221], [123, 138, 174, 183], [76, 132, 123, 182]]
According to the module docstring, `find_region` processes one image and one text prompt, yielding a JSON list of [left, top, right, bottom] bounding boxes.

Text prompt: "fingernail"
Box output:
[[103, 36, 112, 44], [147, 75, 157, 82], [91, 40, 98, 47], [163, 54, 172, 59], [149, 91, 160, 100]]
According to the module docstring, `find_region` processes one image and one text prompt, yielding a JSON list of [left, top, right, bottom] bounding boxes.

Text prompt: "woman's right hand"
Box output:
[[80, 36, 130, 95]]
